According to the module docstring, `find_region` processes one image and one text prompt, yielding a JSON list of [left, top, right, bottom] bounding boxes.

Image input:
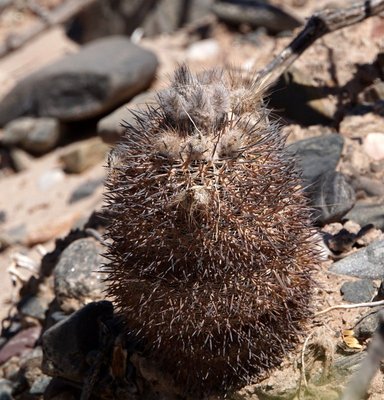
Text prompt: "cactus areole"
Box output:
[[104, 66, 318, 396]]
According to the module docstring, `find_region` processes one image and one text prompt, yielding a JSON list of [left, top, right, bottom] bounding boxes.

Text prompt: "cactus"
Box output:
[[104, 65, 318, 397]]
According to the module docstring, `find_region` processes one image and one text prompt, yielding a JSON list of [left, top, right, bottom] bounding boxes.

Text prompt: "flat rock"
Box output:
[[59, 137, 110, 174], [310, 171, 355, 225], [287, 134, 344, 185], [42, 301, 113, 383], [346, 203, 384, 230], [53, 238, 107, 311], [340, 280, 376, 303], [2, 117, 60, 154], [329, 240, 384, 279], [97, 91, 157, 144], [0, 327, 41, 365], [0, 36, 158, 125]]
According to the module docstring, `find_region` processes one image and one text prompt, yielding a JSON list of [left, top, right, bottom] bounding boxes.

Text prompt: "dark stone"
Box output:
[[345, 203, 384, 231], [310, 171, 356, 225], [0, 37, 158, 126], [212, 1, 301, 33], [54, 238, 107, 310], [66, 0, 214, 43], [43, 378, 81, 400], [0, 379, 14, 400], [41, 301, 114, 382], [287, 134, 344, 185], [18, 295, 48, 321], [0, 210, 6, 224], [2, 117, 60, 154], [329, 240, 384, 279], [68, 177, 104, 204], [340, 280, 376, 303], [355, 311, 380, 340]]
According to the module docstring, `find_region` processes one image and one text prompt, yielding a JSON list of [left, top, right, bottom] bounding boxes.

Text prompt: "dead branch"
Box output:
[[0, 0, 98, 58], [259, 0, 384, 86], [340, 310, 384, 400], [315, 300, 384, 316]]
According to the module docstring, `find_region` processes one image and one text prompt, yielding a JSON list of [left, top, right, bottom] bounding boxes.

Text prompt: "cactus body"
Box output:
[[105, 66, 317, 396]]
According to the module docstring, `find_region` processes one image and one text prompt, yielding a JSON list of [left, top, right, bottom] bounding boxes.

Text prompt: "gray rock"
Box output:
[[29, 375, 52, 395], [18, 295, 48, 321], [345, 203, 384, 231], [340, 280, 376, 303], [97, 91, 157, 144], [67, 0, 214, 43], [355, 311, 380, 339], [2, 117, 60, 154], [212, 1, 301, 33], [0, 37, 158, 125], [288, 134, 344, 185], [310, 171, 356, 225], [329, 240, 384, 279], [54, 238, 107, 311], [59, 137, 110, 174], [9, 148, 34, 172], [42, 301, 114, 383], [0, 224, 27, 250], [68, 177, 104, 204], [0, 379, 14, 400], [0, 210, 6, 224]]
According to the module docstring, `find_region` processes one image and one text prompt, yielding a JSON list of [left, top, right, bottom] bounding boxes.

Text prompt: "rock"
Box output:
[[346, 203, 384, 231], [211, 1, 301, 33], [355, 311, 380, 339], [0, 379, 14, 400], [59, 137, 110, 174], [0, 224, 27, 250], [9, 148, 34, 172], [68, 177, 104, 204], [0, 37, 158, 125], [0, 327, 41, 365], [53, 238, 107, 311], [2, 117, 60, 154], [29, 375, 52, 396], [186, 39, 220, 61], [310, 171, 356, 225], [0, 210, 6, 224], [340, 280, 376, 303], [288, 134, 344, 185], [351, 176, 384, 197], [67, 0, 214, 43], [329, 240, 384, 279], [359, 80, 384, 104], [37, 168, 65, 191], [43, 378, 81, 400], [97, 91, 157, 144], [18, 295, 48, 322], [41, 301, 114, 383], [363, 132, 384, 161]]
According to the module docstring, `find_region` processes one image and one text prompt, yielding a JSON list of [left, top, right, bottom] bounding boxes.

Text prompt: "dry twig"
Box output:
[[315, 300, 384, 316], [259, 0, 384, 86]]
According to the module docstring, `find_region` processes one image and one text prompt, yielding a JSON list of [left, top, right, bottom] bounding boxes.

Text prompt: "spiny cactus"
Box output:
[[104, 65, 318, 397]]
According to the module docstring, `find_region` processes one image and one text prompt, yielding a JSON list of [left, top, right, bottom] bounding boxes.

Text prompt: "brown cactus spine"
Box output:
[[104, 65, 318, 397]]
